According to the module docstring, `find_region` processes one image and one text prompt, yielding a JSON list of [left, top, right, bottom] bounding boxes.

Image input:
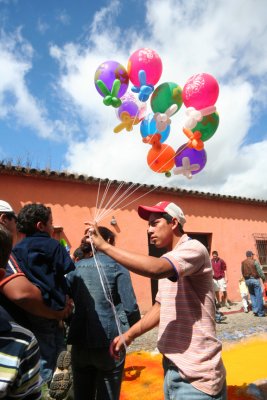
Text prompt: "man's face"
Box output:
[[147, 213, 173, 249], [0, 213, 17, 237], [212, 253, 218, 260]]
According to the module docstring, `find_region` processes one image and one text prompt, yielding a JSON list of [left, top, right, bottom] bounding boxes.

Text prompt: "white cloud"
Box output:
[[49, 0, 267, 200], [36, 18, 49, 35], [0, 29, 68, 140], [55, 10, 70, 26], [1, 0, 267, 200]]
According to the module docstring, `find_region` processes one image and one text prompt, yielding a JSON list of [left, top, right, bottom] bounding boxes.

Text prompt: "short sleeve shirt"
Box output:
[[211, 257, 226, 279], [0, 255, 25, 289], [156, 234, 226, 396]]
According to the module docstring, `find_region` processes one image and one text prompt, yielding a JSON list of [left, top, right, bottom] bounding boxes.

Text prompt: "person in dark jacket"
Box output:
[[67, 226, 141, 400], [241, 250, 265, 317], [12, 203, 75, 383]]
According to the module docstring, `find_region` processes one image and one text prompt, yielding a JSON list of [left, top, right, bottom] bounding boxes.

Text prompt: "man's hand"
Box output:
[[84, 222, 109, 252], [52, 296, 74, 321], [109, 332, 132, 359]]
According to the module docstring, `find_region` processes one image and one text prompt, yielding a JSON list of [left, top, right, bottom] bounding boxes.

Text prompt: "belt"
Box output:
[[163, 356, 178, 369]]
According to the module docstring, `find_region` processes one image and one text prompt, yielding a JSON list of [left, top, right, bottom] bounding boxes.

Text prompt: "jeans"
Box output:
[[71, 345, 125, 400], [163, 357, 227, 400], [27, 316, 66, 383], [245, 278, 265, 317]]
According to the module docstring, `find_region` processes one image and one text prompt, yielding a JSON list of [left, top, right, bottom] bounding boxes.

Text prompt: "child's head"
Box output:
[[17, 203, 53, 236], [72, 247, 84, 262], [80, 242, 92, 257]]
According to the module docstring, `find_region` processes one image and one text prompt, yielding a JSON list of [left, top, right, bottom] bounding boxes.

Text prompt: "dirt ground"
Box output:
[[127, 302, 267, 353]]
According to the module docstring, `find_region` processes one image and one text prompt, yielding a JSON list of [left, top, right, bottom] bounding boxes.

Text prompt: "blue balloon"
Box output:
[[140, 113, 170, 143]]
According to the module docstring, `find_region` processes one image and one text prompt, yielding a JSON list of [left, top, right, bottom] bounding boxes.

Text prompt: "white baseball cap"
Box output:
[[0, 200, 15, 214], [138, 201, 186, 227]]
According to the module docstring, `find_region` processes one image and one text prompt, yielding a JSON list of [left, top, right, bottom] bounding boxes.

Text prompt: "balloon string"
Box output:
[[95, 180, 112, 221], [95, 96, 191, 224], [95, 142, 190, 224], [95, 181, 128, 222], [94, 178, 102, 221]]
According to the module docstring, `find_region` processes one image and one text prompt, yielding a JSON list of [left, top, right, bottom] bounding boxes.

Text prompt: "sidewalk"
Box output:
[[128, 302, 267, 353]]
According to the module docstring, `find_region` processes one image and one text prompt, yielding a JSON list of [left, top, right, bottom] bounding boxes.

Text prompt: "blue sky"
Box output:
[[1, 0, 267, 199]]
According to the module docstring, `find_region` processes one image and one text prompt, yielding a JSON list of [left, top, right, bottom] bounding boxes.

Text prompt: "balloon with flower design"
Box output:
[[94, 60, 129, 108], [127, 48, 162, 102]]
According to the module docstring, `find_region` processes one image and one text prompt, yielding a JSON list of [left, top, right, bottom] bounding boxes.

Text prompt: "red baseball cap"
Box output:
[[138, 201, 186, 226]]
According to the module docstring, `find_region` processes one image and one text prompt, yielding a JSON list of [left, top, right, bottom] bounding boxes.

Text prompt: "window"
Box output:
[[253, 234, 267, 275]]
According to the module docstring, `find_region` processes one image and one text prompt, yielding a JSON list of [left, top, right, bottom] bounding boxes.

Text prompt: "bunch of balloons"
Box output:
[[94, 48, 220, 179]]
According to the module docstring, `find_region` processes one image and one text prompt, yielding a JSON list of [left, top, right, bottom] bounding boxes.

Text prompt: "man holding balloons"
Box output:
[[87, 200, 227, 400]]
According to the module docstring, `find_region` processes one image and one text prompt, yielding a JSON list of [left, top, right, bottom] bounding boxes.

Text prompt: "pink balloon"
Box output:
[[182, 73, 219, 110], [127, 48, 162, 86]]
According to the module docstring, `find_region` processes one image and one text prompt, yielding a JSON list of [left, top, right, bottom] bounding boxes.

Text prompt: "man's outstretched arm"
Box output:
[[110, 301, 160, 358]]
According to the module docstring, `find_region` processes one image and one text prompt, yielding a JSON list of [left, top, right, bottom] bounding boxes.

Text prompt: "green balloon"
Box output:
[[151, 82, 183, 114], [192, 112, 219, 141]]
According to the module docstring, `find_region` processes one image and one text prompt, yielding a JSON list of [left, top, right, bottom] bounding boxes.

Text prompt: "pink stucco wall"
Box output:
[[1, 170, 267, 313]]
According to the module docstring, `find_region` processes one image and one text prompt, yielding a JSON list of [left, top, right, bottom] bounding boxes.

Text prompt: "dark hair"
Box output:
[[98, 226, 115, 246], [17, 203, 52, 234], [212, 251, 218, 256], [73, 247, 84, 260], [81, 226, 116, 250], [0, 225, 13, 267], [80, 242, 92, 255], [0, 212, 17, 222], [162, 213, 184, 234]]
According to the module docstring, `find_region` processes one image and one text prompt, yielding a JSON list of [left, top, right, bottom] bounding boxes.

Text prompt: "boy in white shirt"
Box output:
[[238, 276, 250, 313]]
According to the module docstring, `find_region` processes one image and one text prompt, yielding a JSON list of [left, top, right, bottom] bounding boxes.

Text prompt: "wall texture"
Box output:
[[1, 166, 267, 313]]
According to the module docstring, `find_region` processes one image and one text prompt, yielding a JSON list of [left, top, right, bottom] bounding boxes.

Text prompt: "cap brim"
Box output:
[[138, 205, 164, 220]]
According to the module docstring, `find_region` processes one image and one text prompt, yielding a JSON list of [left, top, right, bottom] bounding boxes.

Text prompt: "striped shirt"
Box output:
[[0, 308, 42, 399], [156, 234, 226, 396]]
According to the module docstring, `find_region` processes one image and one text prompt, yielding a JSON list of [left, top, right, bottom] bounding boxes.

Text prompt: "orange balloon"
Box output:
[[147, 143, 175, 173], [143, 134, 175, 173]]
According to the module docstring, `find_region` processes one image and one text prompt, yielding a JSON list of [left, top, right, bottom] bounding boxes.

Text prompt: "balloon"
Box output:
[[140, 113, 170, 143], [113, 111, 139, 133], [143, 134, 175, 174], [153, 104, 178, 133], [173, 156, 201, 179], [127, 48, 162, 86], [151, 82, 183, 114], [192, 112, 219, 141], [174, 145, 207, 176], [118, 100, 139, 118], [131, 70, 154, 102], [183, 127, 204, 151], [182, 73, 219, 110], [94, 60, 129, 100], [117, 92, 147, 120]]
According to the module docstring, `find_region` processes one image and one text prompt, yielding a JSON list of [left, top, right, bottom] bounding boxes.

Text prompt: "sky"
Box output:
[[0, 0, 267, 201]]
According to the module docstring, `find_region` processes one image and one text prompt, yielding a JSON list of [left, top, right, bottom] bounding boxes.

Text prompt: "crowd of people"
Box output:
[[0, 198, 266, 399]]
